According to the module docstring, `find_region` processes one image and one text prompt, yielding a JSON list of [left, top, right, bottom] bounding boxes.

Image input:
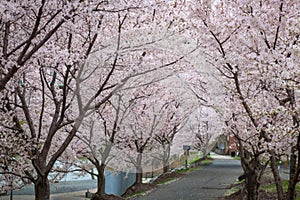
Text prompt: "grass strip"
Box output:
[[157, 177, 177, 185]]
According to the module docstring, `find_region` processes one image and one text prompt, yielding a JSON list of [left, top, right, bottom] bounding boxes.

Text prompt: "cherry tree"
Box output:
[[0, 2, 106, 199], [116, 85, 160, 184], [153, 100, 183, 173], [188, 107, 216, 158], [65, 4, 198, 196], [0, 1, 192, 199], [72, 82, 175, 195], [69, 92, 135, 197], [170, 62, 223, 161], [185, 0, 300, 199], [152, 92, 193, 173], [117, 71, 203, 181]]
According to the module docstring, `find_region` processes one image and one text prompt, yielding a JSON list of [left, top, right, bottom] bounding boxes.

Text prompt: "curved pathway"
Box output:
[[132, 153, 243, 200]]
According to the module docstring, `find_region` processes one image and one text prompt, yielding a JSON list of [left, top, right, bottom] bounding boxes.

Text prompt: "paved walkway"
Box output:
[[132, 153, 243, 200]]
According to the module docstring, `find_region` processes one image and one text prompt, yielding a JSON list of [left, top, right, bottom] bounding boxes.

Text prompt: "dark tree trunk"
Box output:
[[287, 151, 299, 200], [287, 132, 300, 200], [94, 143, 112, 196], [162, 153, 169, 173], [34, 175, 50, 200], [136, 169, 143, 184], [96, 164, 106, 195], [245, 170, 260, 200], [269, 151, 284, 200], [135, 153, 143, 184], [238, 144, 262, 200], [162, 144, 170, 173], [163, 163, 169, 173]]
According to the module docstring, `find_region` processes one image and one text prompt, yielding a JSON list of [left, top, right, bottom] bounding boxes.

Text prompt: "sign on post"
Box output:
[[183, 145, 190, 169], [183, 145, 190, 150]]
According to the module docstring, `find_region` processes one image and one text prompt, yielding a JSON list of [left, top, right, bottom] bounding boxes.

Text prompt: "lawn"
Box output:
[[262, 180, 300, 200]]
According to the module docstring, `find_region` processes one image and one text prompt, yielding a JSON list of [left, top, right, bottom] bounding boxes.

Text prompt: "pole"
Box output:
[[185, 150, 188, 169], [9, 177, 13, 200], [151, 160, 154, 178]]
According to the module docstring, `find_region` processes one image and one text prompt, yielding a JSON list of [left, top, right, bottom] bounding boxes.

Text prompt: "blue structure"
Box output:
[[63, 169, 136, 196], [105, 171, 136, 196], [13, 171, 136, 196]]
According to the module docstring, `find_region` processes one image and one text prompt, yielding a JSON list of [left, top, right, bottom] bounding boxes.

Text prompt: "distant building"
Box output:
[[214, 134, 238, 156]]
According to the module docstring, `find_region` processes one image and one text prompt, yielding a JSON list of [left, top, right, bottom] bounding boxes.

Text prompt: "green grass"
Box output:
[[157, 177, 177, 185], [189, 151, 199, 156], [262, 180, 300, 193], [177, 166, 203, 174], [201, 160, 213, 165], [223, 178, 244, 197], [262, 180, 300, 200], [233, 156, 241, 160], [234, 179, 245, 184], [127, 191, 147, 198], [224, 187, 241, 196], [189, 155, 214, 165], [189, 157, 201, 165]]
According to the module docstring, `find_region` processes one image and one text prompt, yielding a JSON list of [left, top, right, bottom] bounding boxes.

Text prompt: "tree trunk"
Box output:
[[162, 144, 170, 173], [245, 170, 260, 200], [163, 163, 169, 173], [95, 143, 112, 196], [238, 145, 261, 200], [162, 152, 169, 173], [287, 133, 300, 200], [96, 164, 106, 195], [269, 151, 284, 200], [136, 169, 143, 184], [34, 176, 50, 200], [287, 152, 298, 200], [135, 153, 143, 184]]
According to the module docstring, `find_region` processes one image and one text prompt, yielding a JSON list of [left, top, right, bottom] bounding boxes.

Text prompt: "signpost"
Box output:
[[183, 145, 190, 169], [183, 145, 190, 151]]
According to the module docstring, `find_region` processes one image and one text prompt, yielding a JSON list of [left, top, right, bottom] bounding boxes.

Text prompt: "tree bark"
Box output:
[[162, 144, 170, 173], [287, 151, 298, 200], [269, 150, 284, 200], [163, 163, 169, 173], [245, 170, 260, 200], [34, 175, 50, 200], [238, 144, 261, 200], [136, 170, 143, 184], [96, 164, 106, 195], [135, 153, 143, 184]]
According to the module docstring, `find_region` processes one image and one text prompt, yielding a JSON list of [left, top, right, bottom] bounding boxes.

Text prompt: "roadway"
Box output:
[[131, 153, 243, 200]]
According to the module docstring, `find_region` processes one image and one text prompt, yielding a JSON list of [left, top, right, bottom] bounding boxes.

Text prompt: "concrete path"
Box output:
[[131, 153, 243, 200]]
